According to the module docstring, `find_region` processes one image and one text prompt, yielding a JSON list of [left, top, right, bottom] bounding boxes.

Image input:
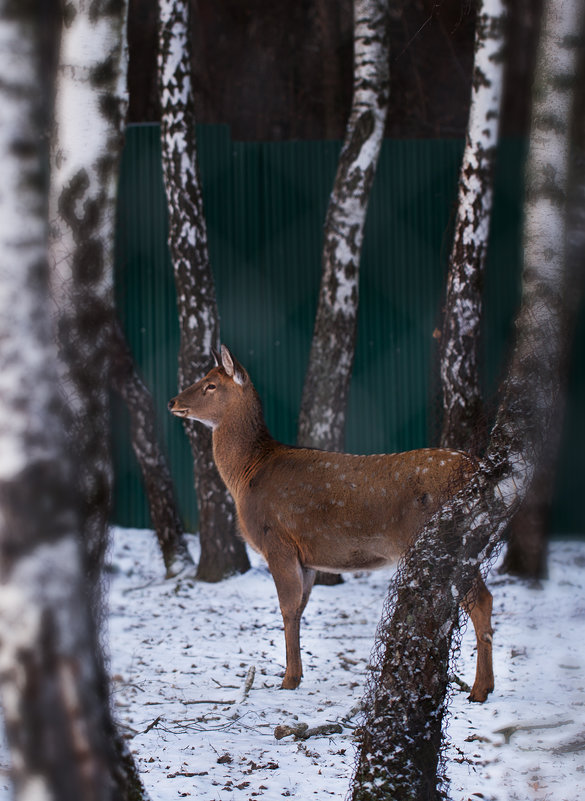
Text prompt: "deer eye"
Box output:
[[204, 383, 216, 393]]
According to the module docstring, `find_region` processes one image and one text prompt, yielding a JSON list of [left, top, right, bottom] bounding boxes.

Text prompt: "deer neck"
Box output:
[[212, 388, 273, 498]]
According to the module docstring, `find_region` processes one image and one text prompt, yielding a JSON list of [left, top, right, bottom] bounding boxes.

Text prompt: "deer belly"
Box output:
[[301, 532, 401, 573]]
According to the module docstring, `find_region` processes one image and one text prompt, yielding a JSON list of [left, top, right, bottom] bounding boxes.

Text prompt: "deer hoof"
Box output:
[[468, 683, 494, 703], [281, 674, 301, 690]]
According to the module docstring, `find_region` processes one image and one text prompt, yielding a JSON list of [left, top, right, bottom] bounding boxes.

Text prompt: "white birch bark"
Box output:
[[440, 0, 507, 451], [48, 6, 149, 799], [297, 0, 389, 451], [158, 0, 250, 581], [49, 0, 128, 595], [0, 5, 120, 799], [352, 1, 584, 797]]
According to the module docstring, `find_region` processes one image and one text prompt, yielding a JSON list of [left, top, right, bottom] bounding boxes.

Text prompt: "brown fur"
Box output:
[[169, 346, 494, 701]]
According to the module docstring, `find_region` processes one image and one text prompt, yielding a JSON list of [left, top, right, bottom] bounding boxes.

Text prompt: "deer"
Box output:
[[168, 345, 495, 702]]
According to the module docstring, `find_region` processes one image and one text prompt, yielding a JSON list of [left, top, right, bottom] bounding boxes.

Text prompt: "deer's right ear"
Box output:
[[211, 347, 221, 367], [220, 344, 247, 386]]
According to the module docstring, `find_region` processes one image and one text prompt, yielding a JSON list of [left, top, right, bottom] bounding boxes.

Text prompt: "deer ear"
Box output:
[[220, 345, 247, 386], [211, 347, 221, 367]]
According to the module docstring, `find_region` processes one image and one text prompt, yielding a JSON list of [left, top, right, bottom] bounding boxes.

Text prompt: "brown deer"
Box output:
[[168, 345, 494, 702]]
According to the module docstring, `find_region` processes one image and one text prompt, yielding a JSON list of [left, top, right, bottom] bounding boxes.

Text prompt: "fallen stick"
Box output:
[[494, 717, 574, 744], [274, 722, 343, 741]]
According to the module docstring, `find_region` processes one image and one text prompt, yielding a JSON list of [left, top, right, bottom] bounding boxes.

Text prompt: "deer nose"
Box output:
[[168, 399, 176, 411]]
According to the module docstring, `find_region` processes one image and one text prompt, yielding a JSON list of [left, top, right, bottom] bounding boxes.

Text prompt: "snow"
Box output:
[[0, 529, 583, 799]]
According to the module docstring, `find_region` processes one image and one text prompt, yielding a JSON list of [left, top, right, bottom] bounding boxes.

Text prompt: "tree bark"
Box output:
[[502, 92, 585, 580], [297, 0, 390, 452], [157, 0, 250, 581], [111, 321, 194, 577], [49, 0, 128, 601], [0, 4, 128, 799], [439, 0, 507, 453], [48, 4, 149, 799], [351, 1, 584, 797]]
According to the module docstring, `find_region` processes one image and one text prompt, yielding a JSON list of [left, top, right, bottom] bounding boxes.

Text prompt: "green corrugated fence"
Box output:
[[112, 123, 585, 535]]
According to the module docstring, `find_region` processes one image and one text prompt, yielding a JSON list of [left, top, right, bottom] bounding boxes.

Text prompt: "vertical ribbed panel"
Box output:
[[113, 126, 584, 535]]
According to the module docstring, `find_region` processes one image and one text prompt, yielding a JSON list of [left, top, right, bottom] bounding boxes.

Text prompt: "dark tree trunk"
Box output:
[[439, 0, 506, 453], [157, 0, 250, 581], [111, 321, 194, 577], [351, 1, 584, 797]]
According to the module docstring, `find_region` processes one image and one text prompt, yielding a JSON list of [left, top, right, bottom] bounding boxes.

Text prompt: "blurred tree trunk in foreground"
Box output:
[[0, 3, 139, 799], [48, 2, 148, 797], [158, 0, 250, 581], [351, 0, 585, 797], [49, 0, 127, 602]]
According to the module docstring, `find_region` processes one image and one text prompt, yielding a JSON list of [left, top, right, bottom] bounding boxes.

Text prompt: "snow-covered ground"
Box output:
[[0, 528, 583, 800]]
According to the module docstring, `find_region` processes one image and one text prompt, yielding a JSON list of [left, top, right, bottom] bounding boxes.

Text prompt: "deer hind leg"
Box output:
[[461, 574, 494, 703], [265, 538, 316, 690]]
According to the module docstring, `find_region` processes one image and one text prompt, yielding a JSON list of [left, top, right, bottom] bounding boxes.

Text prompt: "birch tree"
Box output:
[[297, 0, 390, 452], [439, 0, 507, 452], [111, 322, 194, 577], [48, 3, 148, 798], [158, 0, 250, 581], [351, 1, 584, 797], [49, 0, 128, 600], [0, 4, 132, 799]]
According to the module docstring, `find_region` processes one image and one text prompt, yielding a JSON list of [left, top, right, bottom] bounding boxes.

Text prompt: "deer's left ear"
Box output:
[[220, 344, 247, 386]]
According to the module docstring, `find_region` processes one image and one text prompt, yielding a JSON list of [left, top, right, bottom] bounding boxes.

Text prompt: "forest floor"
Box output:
[[0, 528, 583, 800]]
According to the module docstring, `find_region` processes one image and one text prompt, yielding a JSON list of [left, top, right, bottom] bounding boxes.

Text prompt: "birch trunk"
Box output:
[[48, 5, 149, 798], [351, 1, 584, 797], [49, 0, 128, 600], [111, 322, 194, 577], [158, 0, 250, 581], [0, 5, 123, 799], [297, 0, 389, 452], [439, 0, 507, 452]]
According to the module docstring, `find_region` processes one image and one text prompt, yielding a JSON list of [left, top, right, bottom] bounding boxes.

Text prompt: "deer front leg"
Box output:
[[265, 538, 316, 689], [462, 575, 494, 703]]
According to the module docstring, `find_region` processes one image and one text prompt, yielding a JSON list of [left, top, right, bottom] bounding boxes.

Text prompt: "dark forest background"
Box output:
[[128, 0, 542, 140]]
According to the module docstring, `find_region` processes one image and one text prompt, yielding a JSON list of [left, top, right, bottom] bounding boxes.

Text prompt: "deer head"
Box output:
[[167, 345, 248, 430]]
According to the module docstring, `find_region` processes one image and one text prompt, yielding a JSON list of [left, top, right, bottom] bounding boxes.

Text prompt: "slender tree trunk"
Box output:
[[48, 4, 149, 799], [0, 4, 125, 799], [439, 0, 507, 453], [111, 322, 194, 577], [351, 1, 584, 797], [157, 0, 250, 581], [297, 0, 390, 452]]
